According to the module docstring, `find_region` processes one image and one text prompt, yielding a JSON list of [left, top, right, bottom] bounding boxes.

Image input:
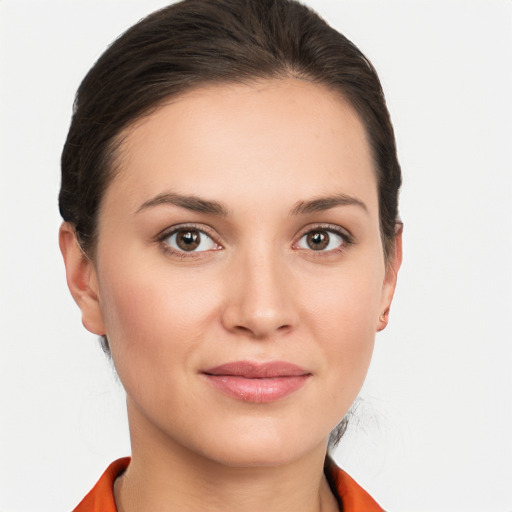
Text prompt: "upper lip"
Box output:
[[203, 361, 310, 378]]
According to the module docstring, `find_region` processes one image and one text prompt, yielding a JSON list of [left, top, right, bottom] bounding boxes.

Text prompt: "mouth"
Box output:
[[201, 361, 311, 403]]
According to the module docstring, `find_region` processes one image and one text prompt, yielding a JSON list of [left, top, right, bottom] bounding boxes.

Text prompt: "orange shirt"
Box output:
[[73, 457, 383, 512]]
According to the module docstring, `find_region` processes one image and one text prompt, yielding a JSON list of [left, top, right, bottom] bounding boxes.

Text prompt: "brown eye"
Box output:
[[297, 229, 345, 252], [164, 228, 218, 253], [176, 230, 200, 251], [306, 231, 329, 250]]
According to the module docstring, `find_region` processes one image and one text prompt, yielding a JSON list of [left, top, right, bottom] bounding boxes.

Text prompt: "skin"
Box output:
[[60, 78, 401, 512]]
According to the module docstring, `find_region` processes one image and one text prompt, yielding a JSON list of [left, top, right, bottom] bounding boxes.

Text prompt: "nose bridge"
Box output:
[[222, 241, 297, 338]]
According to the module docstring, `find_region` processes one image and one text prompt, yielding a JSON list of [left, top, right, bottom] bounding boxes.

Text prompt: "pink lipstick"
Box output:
[[202, 361, 311, 403]]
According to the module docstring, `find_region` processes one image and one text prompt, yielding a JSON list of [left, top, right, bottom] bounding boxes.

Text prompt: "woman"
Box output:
[[59, 0, 402, 510]]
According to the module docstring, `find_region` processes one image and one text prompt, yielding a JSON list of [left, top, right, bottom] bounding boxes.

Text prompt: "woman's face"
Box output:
[[64, 78, 400, 467]]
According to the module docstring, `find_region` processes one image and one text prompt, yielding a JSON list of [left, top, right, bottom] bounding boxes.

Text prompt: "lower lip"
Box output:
[[203, 375, 310, 403]]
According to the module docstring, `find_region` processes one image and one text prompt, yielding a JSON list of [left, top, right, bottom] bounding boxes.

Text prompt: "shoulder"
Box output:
[[72, 457, 130, 512], [73, 456, 384, 512], [325, 457, 384, 512]]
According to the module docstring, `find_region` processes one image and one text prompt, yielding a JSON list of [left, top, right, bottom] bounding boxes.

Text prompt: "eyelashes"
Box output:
[[163, 227, 221, 253], [295, 226, 353, 252], [156, 223, 221, 258], [156, 223, 354, 258]]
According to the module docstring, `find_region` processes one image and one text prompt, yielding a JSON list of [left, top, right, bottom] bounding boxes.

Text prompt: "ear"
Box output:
[[59, 222, 106, 335], [377, 223, 403, 332]]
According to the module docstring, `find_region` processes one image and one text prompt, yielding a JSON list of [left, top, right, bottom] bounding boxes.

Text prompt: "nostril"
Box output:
[[234, 325, 252, 333]]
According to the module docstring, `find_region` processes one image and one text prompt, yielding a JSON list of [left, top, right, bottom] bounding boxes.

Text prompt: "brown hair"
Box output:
[[60, 0, 400, 255], [59, 0, 401, 445]]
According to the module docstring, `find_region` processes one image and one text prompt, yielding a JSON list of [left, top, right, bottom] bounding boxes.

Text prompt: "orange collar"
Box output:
[[73, 457, 383, 512]]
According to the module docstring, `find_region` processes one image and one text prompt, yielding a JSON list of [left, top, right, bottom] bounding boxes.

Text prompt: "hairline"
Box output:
[[85, 74, 395, 261]]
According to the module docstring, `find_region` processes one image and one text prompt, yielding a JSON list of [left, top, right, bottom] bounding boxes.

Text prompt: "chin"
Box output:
[[190, 423, 327, 469], [205, 447, 309, 469]]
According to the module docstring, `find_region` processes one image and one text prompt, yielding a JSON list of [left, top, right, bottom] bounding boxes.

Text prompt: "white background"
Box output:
[[1, 1, 511, 511]]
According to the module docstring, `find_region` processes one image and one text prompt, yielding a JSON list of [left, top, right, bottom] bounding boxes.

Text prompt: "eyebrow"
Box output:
[[290, 193, 368, 215], [136, 192, 229, 216], [136, 191, 367, 217]]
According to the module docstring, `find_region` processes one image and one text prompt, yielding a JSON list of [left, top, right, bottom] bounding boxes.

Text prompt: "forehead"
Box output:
[[106, 78, 378, 215]]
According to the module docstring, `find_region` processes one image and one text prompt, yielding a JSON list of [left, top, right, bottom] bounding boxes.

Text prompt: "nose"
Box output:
[[221, 249, 299, 339]]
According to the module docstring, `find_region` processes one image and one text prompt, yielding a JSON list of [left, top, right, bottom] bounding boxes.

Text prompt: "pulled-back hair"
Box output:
[[60, 0, 400, 257], [59, 0, 401, 445]]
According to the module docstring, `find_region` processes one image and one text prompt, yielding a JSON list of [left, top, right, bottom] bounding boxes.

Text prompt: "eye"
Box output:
[[164, 228, 219, 253], [296, 229, 347, 252]]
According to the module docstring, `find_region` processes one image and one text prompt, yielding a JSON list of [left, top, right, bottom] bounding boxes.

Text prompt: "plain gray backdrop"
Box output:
[[1, 1, 511, 511]]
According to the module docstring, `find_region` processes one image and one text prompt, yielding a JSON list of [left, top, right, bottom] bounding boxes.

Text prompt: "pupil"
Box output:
[[177, 231, 200, 251], [307, 231, 329, 250]]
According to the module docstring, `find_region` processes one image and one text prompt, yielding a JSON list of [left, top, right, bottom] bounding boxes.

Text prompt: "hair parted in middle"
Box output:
[[60, 0, 401, 258], [59, 0, 402, 445]]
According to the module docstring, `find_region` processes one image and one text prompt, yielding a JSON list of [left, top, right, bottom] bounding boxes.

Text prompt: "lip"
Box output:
[[202, 361, 311, 403]]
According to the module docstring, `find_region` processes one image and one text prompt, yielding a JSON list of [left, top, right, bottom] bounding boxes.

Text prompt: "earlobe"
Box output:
[[59, 222, 106, 335], [377, 223, 403, 332]]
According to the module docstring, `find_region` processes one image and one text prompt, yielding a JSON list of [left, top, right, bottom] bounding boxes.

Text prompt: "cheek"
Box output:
[[299, 260, 384, 404], [96, 257, 220, 367], [95, 259, 226, 430], [302, 257, 384, 339]]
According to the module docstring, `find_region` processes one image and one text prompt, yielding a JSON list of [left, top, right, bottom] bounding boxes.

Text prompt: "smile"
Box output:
[[202, 361, 311, 403]]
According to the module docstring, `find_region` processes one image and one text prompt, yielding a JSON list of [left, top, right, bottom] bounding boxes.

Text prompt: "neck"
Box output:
[[114, 405, 339, 512]]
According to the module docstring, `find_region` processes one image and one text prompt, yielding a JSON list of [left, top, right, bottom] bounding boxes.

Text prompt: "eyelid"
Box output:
[[294, 223, 355, 245], [155, 222, 218, 240], [154, 222, 354, 256], [155, 223, 223, 254]]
